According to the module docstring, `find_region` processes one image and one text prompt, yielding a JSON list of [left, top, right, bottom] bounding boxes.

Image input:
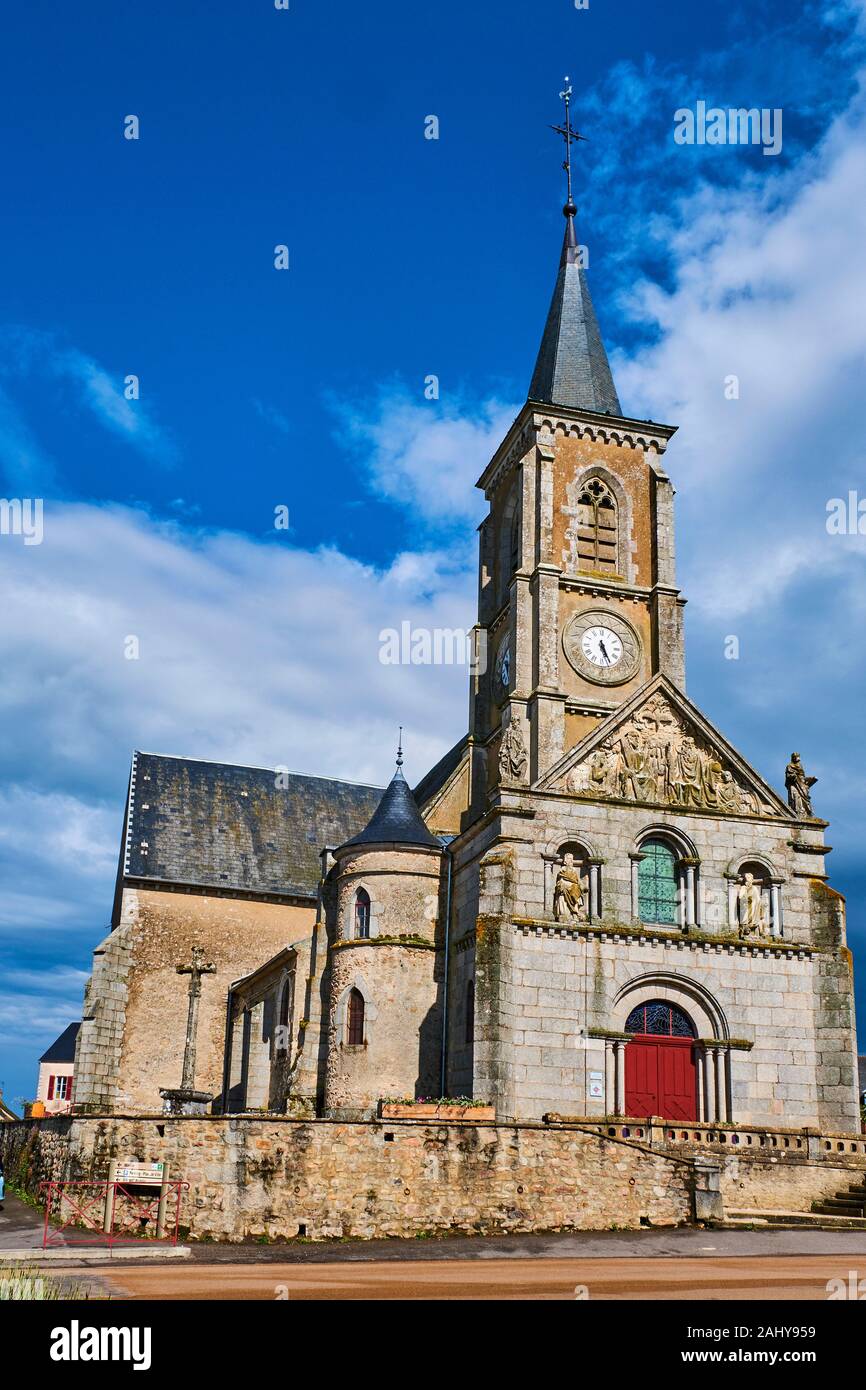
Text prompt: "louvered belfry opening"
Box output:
[[576, 477, 618, 572]]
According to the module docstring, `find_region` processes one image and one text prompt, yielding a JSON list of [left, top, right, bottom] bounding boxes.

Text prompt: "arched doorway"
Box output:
[[624, 1000, 697, 1120]]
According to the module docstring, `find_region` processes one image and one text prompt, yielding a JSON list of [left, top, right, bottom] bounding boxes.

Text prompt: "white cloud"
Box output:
[[0, 502, 476, 797], [337, 388, 518, 527]]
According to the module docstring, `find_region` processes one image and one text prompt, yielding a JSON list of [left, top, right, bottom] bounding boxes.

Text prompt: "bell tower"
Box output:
[[467, 84, 684, 811]]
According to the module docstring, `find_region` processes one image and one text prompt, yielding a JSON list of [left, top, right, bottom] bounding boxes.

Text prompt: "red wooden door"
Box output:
[[625, 1035, 697, 1120]]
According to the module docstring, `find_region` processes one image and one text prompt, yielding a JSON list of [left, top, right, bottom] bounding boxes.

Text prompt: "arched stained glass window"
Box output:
[[626, 1000, 695, 1038], [346, 988, 365, 1046], [638, 839, 679, 925], [354, 889, 371, 939]]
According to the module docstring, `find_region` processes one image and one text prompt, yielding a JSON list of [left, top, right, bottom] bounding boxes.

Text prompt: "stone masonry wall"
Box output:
[[451, 789, 859, 1131], [75, 887, 315, 1115], [0, 1114, 692, 1240]]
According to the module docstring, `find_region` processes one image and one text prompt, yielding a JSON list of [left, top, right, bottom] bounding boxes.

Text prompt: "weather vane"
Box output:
[[549, 77, 588, 216], [396, 726, 403, 768]]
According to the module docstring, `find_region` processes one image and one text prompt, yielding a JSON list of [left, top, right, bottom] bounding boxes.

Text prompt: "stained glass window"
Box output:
[[626, 1001, 695, 1038], [638, 838, 679, 924]]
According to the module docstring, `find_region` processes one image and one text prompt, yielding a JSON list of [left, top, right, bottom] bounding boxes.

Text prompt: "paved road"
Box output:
[[37, 1253, 866, 1301], [0, 1190, 45, 1250], [6, 1191, 866, 1300]]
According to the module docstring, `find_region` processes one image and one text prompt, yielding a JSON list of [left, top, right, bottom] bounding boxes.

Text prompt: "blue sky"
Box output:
[[1, 0, 865, 1106]]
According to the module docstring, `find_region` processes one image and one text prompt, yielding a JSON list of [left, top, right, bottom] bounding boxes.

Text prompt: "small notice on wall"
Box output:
[[588, 1072, 604, 1100]]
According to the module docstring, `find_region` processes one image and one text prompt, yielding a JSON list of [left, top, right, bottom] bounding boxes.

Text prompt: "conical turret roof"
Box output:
[[341, 756, 439, 850]]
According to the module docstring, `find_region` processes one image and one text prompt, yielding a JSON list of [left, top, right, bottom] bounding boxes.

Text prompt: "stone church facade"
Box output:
[[72, 187, 861, 1136]]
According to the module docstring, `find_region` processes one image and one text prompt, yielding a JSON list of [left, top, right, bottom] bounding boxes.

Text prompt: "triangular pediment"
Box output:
[[537, 676, 792, 819]]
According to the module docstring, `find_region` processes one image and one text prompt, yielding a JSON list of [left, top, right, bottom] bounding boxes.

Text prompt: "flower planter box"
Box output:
[[378, 1102, 495, 1122]]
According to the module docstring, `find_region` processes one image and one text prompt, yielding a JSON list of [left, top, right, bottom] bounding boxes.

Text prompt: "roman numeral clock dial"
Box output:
[[563, 609, 642, 686], [581, 626, 623, 669]]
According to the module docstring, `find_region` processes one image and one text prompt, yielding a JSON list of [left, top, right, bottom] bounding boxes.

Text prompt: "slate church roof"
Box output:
[[119, 752, 384, 905]]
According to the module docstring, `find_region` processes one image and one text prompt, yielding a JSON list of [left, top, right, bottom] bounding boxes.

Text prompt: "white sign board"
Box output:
[[588, 1072, 604, 1100], [111, 1160, 165, 1186]]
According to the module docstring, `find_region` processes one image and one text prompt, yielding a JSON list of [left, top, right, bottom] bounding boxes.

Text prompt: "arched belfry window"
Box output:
[[626, 1000, 696, 1038], [638, 839, 679, 925], [354, 888, 371, 939], [346, 988, 365, 1046], [576, 478, 618, 572]]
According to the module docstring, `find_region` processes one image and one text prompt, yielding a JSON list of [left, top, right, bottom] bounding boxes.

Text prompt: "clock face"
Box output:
[[562, 609, 642, 686], [581, 626, 623, 669]]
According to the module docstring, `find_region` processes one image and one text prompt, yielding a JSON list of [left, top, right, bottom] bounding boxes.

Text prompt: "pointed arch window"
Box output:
[[576, 478, 618, 572], [346, 988, 365, 1046], [354, 888, 371, 939]]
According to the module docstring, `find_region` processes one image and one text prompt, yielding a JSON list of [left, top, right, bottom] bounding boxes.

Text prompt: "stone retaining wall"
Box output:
[[3, 1114, 863, 1241], [0, 1114, 692, 1241]]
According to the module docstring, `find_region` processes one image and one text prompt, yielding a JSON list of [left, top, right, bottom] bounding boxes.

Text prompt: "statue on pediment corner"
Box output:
[[786, 752, 817, 818]]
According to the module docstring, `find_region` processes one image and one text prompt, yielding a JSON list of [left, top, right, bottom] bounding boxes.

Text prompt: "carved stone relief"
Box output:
[[499, 717, 528, 784], [559, 693, 771, 816]]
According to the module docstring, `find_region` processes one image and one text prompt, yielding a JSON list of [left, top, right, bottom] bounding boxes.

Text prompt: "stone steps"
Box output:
[[810, 1176, 866, 1220], [727, 1208, 866, 1230]]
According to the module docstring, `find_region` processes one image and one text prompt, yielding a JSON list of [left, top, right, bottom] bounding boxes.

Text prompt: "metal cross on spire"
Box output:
[[549, 77, 588, 218]]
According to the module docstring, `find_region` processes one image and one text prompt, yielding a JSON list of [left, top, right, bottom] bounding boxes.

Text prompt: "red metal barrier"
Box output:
[[39, 1179, 188, 1248]]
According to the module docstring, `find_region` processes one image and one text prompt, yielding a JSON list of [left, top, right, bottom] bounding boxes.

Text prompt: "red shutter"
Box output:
[[47, 1074, 55, 1100]]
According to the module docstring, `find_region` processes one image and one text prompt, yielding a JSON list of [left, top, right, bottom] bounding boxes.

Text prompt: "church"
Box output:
[[71, 116, 860, 1138]]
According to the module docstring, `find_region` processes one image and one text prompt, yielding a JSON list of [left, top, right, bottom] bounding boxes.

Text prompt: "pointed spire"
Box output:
[[528, 83, 622, 417], [341, 735, 440, 850]]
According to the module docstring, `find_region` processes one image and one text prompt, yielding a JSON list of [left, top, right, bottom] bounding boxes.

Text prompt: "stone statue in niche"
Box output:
[[565, 693, 768, 816], [553, 853, 586, 922], [499, 719, 528, 784], [737, 872, 769, 940], [786, 752, 817, 818]]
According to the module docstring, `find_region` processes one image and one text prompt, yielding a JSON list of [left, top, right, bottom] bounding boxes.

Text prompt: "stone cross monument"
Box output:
[[159, 945, 217, 1116]]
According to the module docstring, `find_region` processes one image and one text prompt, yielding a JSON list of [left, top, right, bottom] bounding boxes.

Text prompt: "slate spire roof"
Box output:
[[528, 205, 622, 416], [342, 746, 440, 850]]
